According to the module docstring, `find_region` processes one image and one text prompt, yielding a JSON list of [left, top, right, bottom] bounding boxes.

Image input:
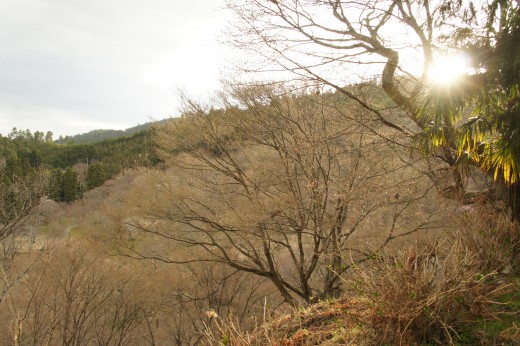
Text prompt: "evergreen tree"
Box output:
[[49, 169, 64, 201], [4, 151, 22, 183], [86, 163, 107, 189], [45, 131, 53, 143], [62, 168, 81, 203], [28, 149, 42, 168]]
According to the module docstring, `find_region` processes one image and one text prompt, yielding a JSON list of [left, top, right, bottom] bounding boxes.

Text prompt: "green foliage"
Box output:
[[49, 169, 64, 201], [86, 163, 107, 189], [1, 126, 159, 203], [62, 167, 82, 203], [55, 121, 158, 144], [1, 151, 22, 183], [92, 129, 157, 175], [47, 167, 83, 203], [459, 278, 520, 345], [418, 1, 520, 185]]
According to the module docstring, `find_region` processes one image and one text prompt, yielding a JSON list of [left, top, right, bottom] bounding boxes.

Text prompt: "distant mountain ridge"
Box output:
[[57, 121, 159, 144]]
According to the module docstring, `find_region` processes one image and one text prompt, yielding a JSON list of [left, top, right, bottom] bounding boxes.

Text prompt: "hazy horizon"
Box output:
[[0, 0, 232, 138]]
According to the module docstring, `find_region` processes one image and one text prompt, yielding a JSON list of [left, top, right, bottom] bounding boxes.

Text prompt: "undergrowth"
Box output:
[[204, 207, 519, 345]]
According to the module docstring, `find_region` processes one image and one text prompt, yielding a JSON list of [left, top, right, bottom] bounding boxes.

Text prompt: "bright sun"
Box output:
[[428, 53, 470, 85]]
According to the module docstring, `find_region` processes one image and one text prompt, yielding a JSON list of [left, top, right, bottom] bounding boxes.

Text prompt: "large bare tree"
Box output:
[[122, 84, 443, 305], [227, 0, 440, 129], [226, 0, 520, 219]]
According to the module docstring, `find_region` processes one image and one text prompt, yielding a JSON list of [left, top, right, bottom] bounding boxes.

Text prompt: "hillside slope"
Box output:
[[56, 121, 158, 144]]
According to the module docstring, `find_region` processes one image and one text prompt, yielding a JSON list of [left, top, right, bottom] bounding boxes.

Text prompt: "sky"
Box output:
[[0, 0, 233, 137]]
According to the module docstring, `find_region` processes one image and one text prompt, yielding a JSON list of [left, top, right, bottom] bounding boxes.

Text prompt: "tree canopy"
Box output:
[[123, 84, 442, 305], [227, 0, 520, 217]]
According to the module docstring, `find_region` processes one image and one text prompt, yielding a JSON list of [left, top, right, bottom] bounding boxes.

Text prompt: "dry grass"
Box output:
[[204, 298, 377, 345], [204, 207, 519, 345], [354, 241, 506, 344]]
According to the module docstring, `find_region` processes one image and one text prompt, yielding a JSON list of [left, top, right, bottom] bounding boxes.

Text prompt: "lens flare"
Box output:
[[428, 53, 470, 85]]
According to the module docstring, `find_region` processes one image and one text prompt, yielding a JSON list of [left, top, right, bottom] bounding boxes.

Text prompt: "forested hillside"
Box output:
[[0, 127, 159, 203], [0, 84, 519, 345], [55, 121, 160, 144]]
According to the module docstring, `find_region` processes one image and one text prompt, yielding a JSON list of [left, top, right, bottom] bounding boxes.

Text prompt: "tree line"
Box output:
[[0, 127, 159, 203]]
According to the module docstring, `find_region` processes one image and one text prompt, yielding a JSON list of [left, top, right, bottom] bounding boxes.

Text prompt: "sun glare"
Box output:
[[428, 53, 470, 85]]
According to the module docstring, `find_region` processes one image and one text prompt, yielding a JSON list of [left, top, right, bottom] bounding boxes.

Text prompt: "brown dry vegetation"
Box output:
[[117, 85, 452, 306], [0, 167, 277, 345], [1, 85, 518, 345], [205, 209, 519, 345]]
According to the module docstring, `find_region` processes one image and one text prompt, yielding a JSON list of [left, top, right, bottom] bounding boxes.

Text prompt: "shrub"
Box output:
[[353, 221, 514, 345]]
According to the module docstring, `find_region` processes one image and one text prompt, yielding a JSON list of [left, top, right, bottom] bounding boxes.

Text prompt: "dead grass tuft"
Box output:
[[204, 209, 518, 345], [204, 297, 377, 345]]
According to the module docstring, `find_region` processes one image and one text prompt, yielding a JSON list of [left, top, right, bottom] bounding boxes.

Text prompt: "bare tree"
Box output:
[[122, 84, 443, 305], [226, 0, 520, 219], [0, 159, 49, 242], [227, 0, 439, 129], [0, 159, 49, 308], [3, 247, 156, 346], [158, 263, 270, 345]]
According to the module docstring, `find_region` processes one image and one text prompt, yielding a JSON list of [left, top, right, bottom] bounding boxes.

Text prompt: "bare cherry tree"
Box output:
[[0, 159, 49, 242], [159, 263, 270, 345], [122, 84, 443, 305], [4, 248, 156, 345]]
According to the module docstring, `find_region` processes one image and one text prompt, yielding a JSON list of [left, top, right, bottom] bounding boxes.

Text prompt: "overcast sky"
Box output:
[[0, 0, 232, 137]]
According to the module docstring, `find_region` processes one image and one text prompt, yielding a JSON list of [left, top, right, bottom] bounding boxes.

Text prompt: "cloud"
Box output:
[[0, 0, 231, 137]]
